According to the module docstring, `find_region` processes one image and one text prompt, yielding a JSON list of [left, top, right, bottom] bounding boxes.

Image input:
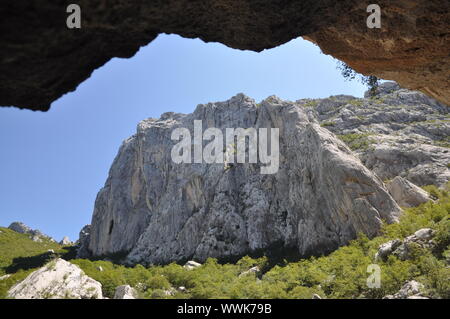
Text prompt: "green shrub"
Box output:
[[337, 133, 376, 151], [320, 121, 336, 127], [1, 184, 449, 299]]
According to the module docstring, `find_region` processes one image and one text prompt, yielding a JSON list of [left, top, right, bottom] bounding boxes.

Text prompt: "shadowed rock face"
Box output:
[[87, 94, 401, 265], [1, 1, 449, 111]]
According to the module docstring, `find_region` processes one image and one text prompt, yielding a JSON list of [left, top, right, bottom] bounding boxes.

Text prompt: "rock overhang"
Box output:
[[0, 0, 448, 111]]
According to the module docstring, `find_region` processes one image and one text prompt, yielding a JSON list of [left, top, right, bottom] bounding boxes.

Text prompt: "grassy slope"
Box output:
[[0, 228, 63, 298], [1, 184, 448, 299]]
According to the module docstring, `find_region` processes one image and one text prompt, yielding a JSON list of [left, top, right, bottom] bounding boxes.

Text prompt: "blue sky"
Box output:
[[0, 34, 367, 242]]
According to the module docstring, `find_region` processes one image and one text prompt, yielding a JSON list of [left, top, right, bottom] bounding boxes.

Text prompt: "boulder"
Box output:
[[163, 288, 177, 296], [375, 239, 402, 262], [184, 261, 202, 270], [393, 228, 436, 260], [383, 280, 427, 299], [31, 235, 42, 243], [364, 82, 400, 98], [59, 236, 73, 246], [7, 259, 103, 299], [386, 177, 431, 208], [114, 285, 138, 299], [413, 228, 435, 241], [239, 266, 260, 277], [376, 228, 436, 261]]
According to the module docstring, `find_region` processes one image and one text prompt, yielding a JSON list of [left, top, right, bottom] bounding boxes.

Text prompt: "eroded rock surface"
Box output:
[[184, 261, 202, 270], [375, 228, 436, 261], [86, 93, 401, 265], [7, 258, 103, 299], [386, 176, 431, 208], [383, 280, 428, 299], [76, 224, 92, 258], [114, 285, 138, 299], [0, 1, 448, 110], [8, 222, 54, 243], [307, 83, 450, 187], [59, 236, 73, 246]]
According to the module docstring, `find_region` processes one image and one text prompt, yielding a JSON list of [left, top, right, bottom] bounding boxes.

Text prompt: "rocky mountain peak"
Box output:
[[83, 90, 412, 265], [8, 222, 54, 243]]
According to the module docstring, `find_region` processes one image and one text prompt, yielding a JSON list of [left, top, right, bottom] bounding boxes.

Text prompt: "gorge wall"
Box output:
[[1, 0, 449, 111]]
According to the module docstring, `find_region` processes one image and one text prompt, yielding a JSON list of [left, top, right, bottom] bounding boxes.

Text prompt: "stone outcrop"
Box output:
[[59, 236, 73, 246], [375, 228, 436, 261], [7, 258, 103, 299], [308, 82, 450, 187], [0, 1, 448, 111], [86, 93, 401, 265], [184, 261, 202, 271], [114, 285, 138, 299], [386, 177, 431, 208], [383, 280, 428, 299], [239, 266, 260, 277], [8, 222, 54, 243], [76, 224, 92, 258], [375, 239, 403, 262], [393, 228, 436, 261]]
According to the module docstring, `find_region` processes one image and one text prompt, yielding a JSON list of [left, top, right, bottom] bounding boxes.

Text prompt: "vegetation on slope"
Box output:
[[1, 184, 449, 299], [0, 229, 70, 298], [338, 133, 376, 151]]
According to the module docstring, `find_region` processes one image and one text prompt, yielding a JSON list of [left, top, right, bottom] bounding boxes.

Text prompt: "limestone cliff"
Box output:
[[307, 82, 450, 187], [86, 93, 403, 264]]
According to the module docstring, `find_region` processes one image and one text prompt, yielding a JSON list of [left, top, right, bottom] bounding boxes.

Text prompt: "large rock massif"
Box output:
[[79, 85, 450, 265], [1, 1, 449, 110]]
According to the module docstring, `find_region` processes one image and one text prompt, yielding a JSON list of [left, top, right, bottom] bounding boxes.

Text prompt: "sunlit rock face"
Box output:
[[0, 1, 448, 111], [86, 94, 401, 265], [307, 83, 450, 188]]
